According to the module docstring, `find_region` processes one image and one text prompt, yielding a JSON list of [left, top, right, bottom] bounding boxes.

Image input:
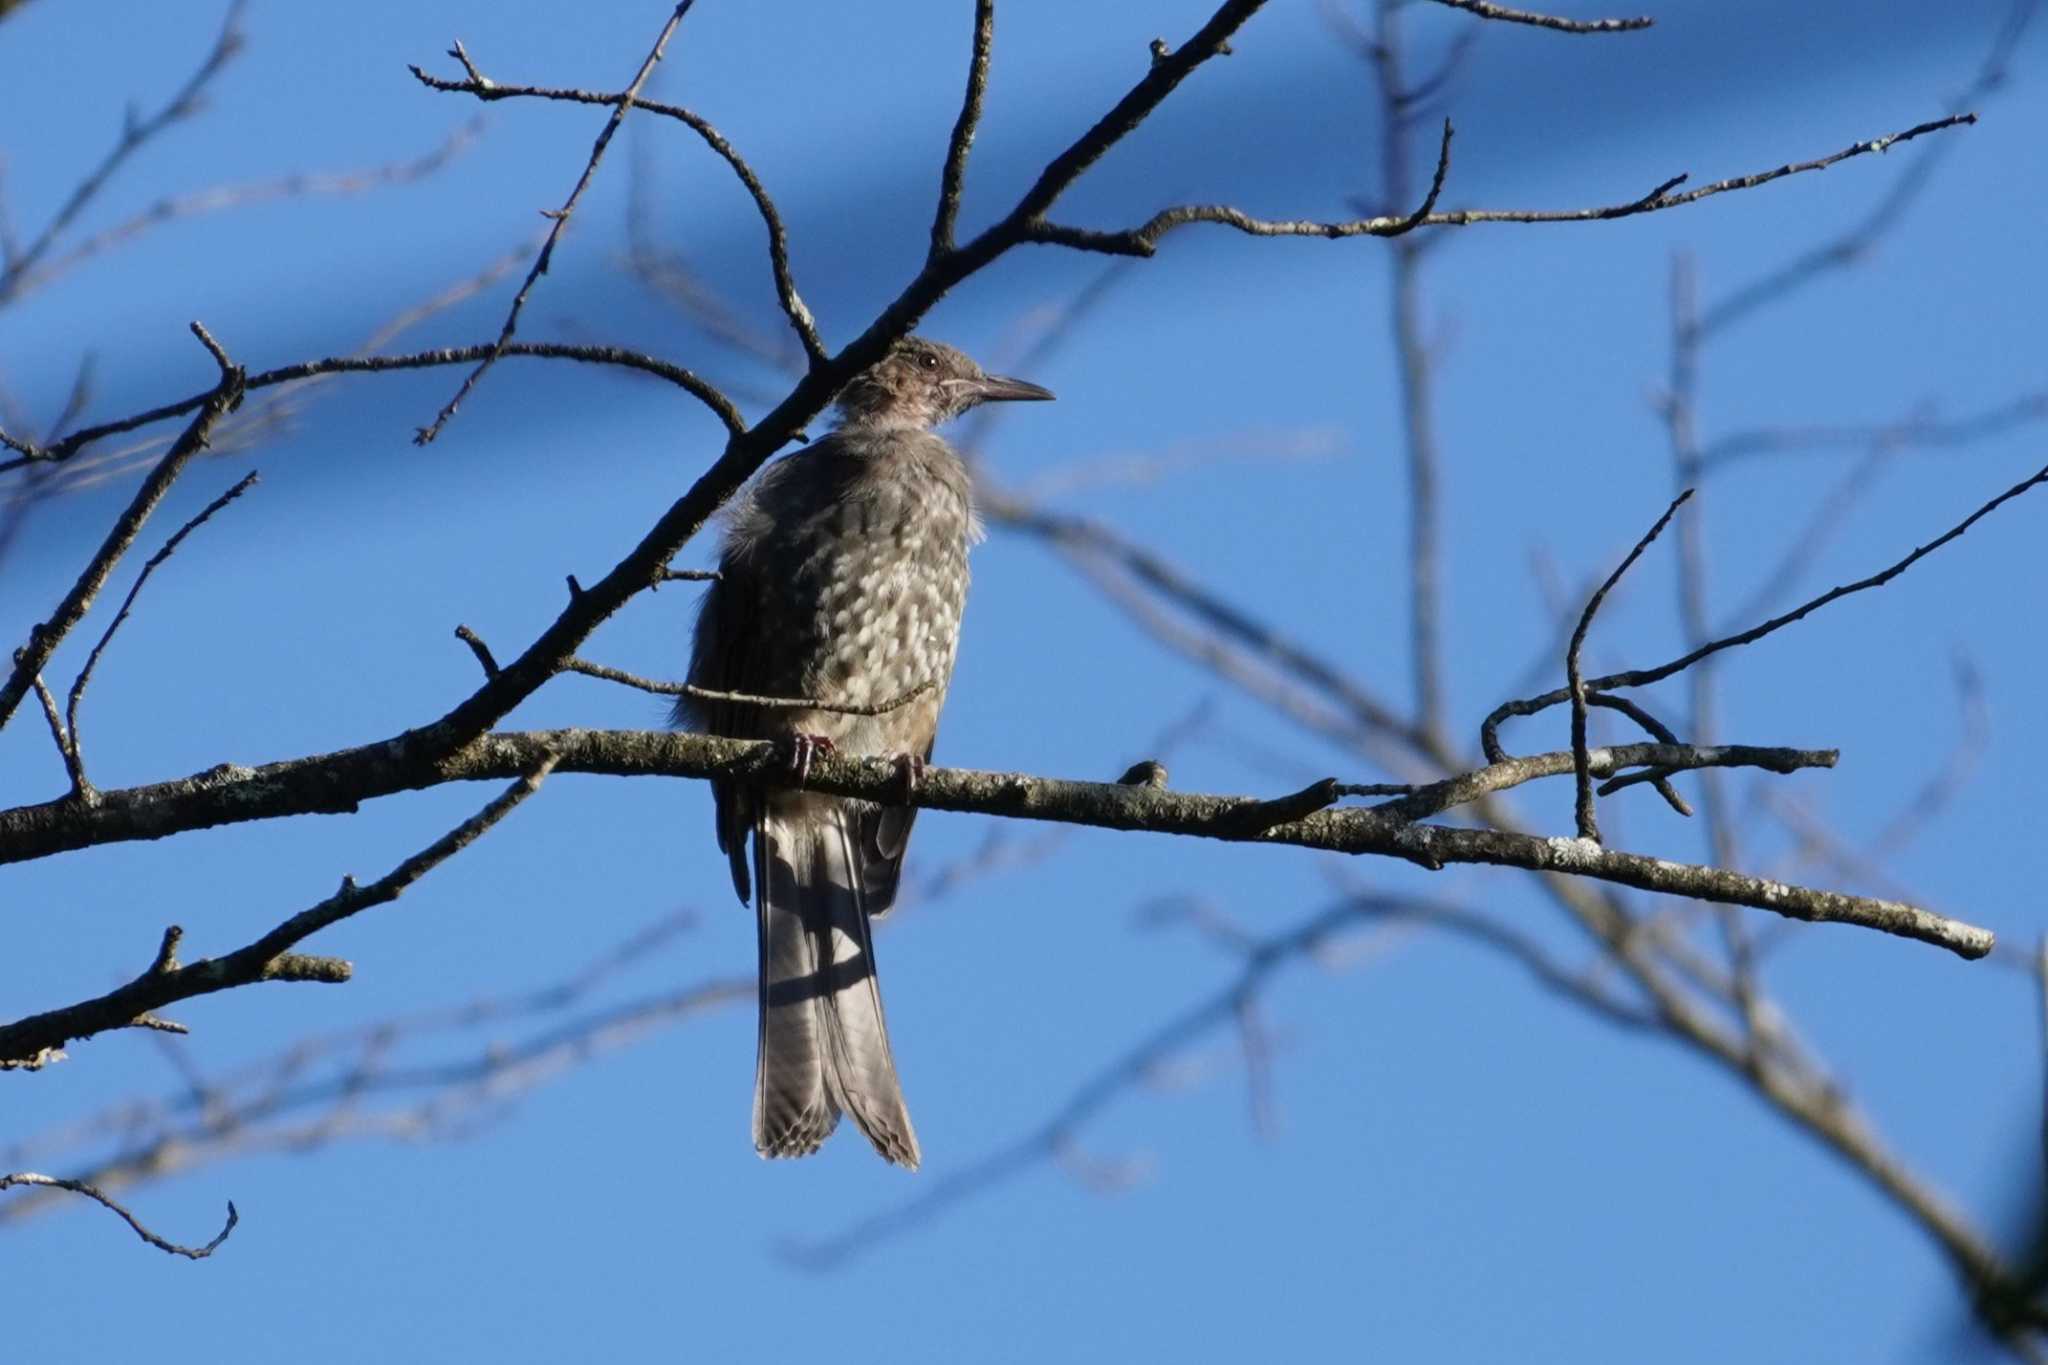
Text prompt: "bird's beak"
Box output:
[[970, 374, 1055, 403]]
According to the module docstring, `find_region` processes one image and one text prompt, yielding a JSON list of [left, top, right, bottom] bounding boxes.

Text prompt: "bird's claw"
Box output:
[[788, 734, 836, 787], [891, 753, 927, 806]]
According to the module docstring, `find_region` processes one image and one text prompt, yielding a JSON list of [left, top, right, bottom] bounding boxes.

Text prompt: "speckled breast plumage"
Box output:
[[688, 427, 975, 760]]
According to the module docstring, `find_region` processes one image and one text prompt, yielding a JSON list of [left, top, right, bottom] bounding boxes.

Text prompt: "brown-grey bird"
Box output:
[[677, 336, 1053, 1168]]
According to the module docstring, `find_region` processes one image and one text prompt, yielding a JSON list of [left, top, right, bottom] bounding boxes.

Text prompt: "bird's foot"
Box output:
[[890, 753, 927, 806], [786, 734, 836, 787]]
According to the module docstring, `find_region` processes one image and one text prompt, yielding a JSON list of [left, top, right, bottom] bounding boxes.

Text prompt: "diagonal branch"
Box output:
[[11, 120, 482, 306], [1481, 459, 2048, 760], [788, 890, 1654, 1268], [63, 471, 259, 792], [412, 3, 696, 443], [0, 324, 244, 733], [410, 44, 827, 369], [401, 0, 1272, 763], [1566, 490, 1691, 841], [0, 1, 246, 307], [0, 759, 556, 1070], [1696, 0, 2036, 341], [930, 0, 998, 260]]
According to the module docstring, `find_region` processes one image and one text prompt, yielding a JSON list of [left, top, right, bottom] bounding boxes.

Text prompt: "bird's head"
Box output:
[[833, 336, 1054, 432]]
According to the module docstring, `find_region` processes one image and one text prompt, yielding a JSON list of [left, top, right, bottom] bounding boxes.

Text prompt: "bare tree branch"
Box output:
[[0, 340, 743, 475], [412, 3, 697, 443], [1424, 0, 1652, 33], [0, 759, 557, 1069], [561, 655, 936, 716], [930, 0, 997, 260], [1567, 490, 1692, 841], [1025, 116, 1972, 255], [1699, 391, 2048, 472], [0, 1172, 236, 1258], [9, 120, 483, 305], [0, 727, 1986, 956], [411, 37, 827, 369], [62, 471, 259, 792], [0, 1, 246, 307], [1696, 0, 2037, 341], [1481, 459, 2048, 760], [788, 890, 1654, 1267], [0, 324, 244, 732]]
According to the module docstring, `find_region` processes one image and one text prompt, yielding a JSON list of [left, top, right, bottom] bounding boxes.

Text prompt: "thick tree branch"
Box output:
[[0, 728, 1986, 956]]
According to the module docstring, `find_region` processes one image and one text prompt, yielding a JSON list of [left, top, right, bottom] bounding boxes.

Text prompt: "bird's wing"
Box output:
[[682, 547, 767, 903], [858, 733, 934, 919]]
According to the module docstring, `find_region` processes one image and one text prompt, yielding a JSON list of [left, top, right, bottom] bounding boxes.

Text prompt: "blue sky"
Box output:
[[3, 1, 2045, 1360]]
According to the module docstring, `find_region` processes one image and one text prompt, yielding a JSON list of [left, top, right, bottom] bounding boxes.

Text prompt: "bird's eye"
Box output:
[[919, 352, 939, 370]]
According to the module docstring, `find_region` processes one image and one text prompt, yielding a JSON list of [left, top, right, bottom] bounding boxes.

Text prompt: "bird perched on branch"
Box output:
[[678, 336, 1054, 1168]]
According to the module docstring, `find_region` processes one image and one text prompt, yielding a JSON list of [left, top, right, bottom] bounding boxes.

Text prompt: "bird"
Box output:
[[676, 336, 1054, 1168]]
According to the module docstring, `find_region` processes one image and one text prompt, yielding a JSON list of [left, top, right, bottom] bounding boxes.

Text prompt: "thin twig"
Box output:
[[0, 1, 247, 307], [1567, 490, 1692, 841], [12, 122, 483, 305], [1424, 0, 1652, 33], [786, 891, 1655, 1267], [1699, 391, 2048, 471], [0, 325, 244, 733], [413, 3, 696, 443], [563, 657, 935, 717], [930, 0, 997, 260], [1696, 0, 2034, 341], [454, 625, 500, 679], [1, 341, 742, 473], [0, 1172, 236, 1258], [28, 675, 82, 792], [410, 35, 826, 369], [43, 354, 96, 443], [0, 759, 557, 1068], [64, 471, 259, 783], [1480, 461, 2048, 759], [1027, 115, 1975, 256]]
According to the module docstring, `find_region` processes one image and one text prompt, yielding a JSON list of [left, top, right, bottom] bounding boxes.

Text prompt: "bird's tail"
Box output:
[[752, 794, 921, 1169]]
